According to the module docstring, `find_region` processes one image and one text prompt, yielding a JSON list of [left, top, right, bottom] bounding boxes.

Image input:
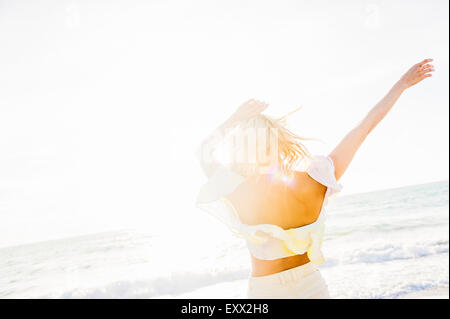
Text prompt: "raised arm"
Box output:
[[329, 59, 435, 181], [197, 99, 269, 177]]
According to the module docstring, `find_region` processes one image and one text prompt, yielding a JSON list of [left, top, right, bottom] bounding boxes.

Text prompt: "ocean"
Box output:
[[0, 180, 448, 299]]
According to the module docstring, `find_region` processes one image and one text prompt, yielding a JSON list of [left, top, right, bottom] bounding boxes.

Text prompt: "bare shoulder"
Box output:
[[292, 170, 327, 198], [290, 171, 328, 225]]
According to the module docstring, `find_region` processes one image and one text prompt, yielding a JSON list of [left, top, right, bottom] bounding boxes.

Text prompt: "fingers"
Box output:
[[254, 99, 267, 107], [417, 58, 433, 68], [419, 65, 435, 76], [413, 59, 435, 79], [420, 62, 434, 70], [247, 98, 268, 111], [419, 68, 434, 75], [259, 101, 269, 112], [420, 66, 434, 72], [245, 99, 266, 106], [418, 70, 434, 83]]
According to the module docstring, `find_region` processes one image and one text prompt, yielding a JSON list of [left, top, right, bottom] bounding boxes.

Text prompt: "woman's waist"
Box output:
[[249, 258, 319, 288], [250, 253, 311, 277], [247, 260, 327, 298]]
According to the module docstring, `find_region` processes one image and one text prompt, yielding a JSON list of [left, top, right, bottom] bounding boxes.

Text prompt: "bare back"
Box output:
[[226, 171, 328, 276]]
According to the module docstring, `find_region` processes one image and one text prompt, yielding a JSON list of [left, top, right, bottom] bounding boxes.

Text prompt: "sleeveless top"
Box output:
[[196, 156, 343, 265]]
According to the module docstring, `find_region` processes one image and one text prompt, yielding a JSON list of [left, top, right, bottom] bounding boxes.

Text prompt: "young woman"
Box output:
[[196, 59, 434, 298]]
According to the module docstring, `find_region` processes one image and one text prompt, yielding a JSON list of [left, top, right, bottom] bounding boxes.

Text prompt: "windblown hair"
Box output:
[[226, 109, 310, 177]]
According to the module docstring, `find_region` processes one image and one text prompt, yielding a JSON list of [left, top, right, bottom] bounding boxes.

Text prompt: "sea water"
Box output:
[[0, 181, 448, 298]]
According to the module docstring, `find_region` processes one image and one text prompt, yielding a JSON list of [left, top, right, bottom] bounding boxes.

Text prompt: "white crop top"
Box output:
[[196, 156, 343, 265]]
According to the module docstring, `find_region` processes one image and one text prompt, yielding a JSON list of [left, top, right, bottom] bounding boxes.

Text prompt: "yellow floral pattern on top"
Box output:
[[196, 156, 342, 265]]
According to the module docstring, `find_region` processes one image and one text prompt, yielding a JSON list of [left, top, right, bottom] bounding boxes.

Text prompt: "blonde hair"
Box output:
[[226, 109, 310, 177]]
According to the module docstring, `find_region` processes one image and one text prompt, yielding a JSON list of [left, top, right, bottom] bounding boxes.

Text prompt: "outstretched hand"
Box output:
[[400, 59, 434, 89], [229, 99, 269, 123]]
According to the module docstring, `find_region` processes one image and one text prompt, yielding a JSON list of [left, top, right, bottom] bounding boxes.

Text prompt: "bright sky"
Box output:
[[0, 0, 448, 247]]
